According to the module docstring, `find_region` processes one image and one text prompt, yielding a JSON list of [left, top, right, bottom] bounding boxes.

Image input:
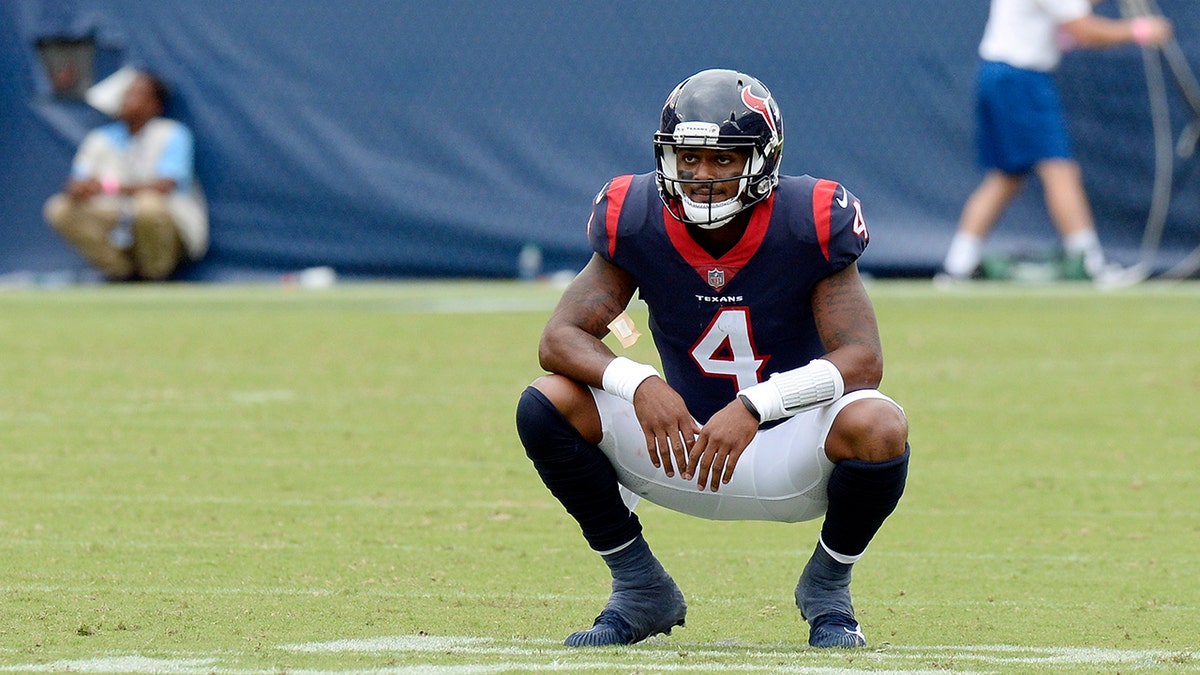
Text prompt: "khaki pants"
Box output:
[[44, 191, 186, 281]]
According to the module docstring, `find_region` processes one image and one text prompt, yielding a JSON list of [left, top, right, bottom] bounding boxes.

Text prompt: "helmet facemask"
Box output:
[[656, 130, 769, 229]]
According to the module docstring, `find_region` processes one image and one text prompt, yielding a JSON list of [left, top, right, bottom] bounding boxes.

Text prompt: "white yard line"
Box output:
[[4, 635, 1194, 674]]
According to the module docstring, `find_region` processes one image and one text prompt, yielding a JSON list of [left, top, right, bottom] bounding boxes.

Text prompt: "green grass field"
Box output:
[[1, 279, 1197, 674]]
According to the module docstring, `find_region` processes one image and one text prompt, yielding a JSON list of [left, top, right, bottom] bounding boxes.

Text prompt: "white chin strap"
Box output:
[[681, 193, 742, 229]]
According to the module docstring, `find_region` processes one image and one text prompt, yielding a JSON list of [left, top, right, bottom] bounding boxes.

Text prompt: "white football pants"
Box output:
[[590, 387, 902, 523]]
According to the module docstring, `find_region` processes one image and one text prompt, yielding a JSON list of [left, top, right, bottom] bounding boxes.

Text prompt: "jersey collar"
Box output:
[[663, 194, 773, 290]]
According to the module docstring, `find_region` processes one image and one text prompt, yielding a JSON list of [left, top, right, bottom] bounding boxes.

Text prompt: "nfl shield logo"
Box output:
[[707, 268, 726, 290]]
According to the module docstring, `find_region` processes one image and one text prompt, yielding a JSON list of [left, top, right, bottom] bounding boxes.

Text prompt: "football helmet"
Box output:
[[655, 69, 784, 228]]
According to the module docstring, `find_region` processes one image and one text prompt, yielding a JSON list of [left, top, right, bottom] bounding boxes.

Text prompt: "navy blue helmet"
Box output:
[[654, 69, 784, 228]]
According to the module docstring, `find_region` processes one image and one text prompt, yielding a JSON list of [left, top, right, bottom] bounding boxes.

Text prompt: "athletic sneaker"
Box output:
[[932, 270, 977, 289], [564, 580, 687, 647], [1092, 262, 1147, 290], [807, 612, 867, 648]]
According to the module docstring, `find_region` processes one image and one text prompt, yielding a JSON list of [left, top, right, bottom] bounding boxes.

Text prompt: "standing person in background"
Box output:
[[937, 0, 1172, 284], [44, 69, 208, 281]]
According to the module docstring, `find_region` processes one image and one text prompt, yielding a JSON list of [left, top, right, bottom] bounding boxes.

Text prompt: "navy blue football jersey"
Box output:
[[587, 172, 869, 423]]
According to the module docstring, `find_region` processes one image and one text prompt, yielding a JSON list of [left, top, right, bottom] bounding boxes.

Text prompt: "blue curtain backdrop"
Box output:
[[2, 0, 1197, 281]]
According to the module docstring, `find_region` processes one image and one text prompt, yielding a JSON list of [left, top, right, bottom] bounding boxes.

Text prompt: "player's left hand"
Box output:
[[685, 398, 759, 491]]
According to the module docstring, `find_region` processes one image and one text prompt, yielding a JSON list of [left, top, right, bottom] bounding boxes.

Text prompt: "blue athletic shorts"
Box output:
[[975, 60, 1072, 174]]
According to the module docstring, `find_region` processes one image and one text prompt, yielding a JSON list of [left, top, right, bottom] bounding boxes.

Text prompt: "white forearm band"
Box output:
[[737, 358, 845, 422], [602, 357, 660, 403]]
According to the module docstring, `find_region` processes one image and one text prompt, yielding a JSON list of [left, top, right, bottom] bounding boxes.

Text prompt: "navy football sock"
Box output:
[[566, 535, 687, 647], [819, 445, 910, 559], [796, 446, 910, 626], [795, 542, 855, 622], [515, 386, 641, 552]]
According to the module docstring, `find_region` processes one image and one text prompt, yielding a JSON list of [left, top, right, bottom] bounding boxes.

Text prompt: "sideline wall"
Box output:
[[2, 1, 1197, 280]]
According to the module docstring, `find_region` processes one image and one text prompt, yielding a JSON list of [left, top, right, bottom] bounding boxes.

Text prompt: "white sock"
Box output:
[[1064, 229, 1105, 277], [942, 232, 982, 278]]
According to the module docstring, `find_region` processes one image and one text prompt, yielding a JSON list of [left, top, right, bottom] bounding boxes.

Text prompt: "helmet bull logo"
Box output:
[[741, 86, 777, 136]]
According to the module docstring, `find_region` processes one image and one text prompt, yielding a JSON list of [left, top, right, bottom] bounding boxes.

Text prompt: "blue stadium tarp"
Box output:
[[2, 1, 1198, 281]]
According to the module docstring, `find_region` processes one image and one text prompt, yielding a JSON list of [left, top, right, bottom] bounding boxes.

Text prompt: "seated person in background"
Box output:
[[44, 69, 208, 281]]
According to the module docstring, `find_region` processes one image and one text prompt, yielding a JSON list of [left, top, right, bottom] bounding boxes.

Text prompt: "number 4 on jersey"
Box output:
[[689, 307, 765, 391]]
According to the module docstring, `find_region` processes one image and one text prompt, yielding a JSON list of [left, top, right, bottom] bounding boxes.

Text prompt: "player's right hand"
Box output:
[[631, 377, 701, 479]]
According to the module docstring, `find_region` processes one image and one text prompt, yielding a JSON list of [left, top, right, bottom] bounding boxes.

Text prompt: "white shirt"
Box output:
[[72, 117, 209, 259], [978, 0, 1093, 72]]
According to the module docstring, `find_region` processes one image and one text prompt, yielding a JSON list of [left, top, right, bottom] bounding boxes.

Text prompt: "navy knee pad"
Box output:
[[516, 387, 641, 551]]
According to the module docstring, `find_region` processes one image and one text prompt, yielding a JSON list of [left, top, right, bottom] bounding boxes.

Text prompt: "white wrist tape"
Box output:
[[602, 356, 660, 403], [737, 358, 844, 422]]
